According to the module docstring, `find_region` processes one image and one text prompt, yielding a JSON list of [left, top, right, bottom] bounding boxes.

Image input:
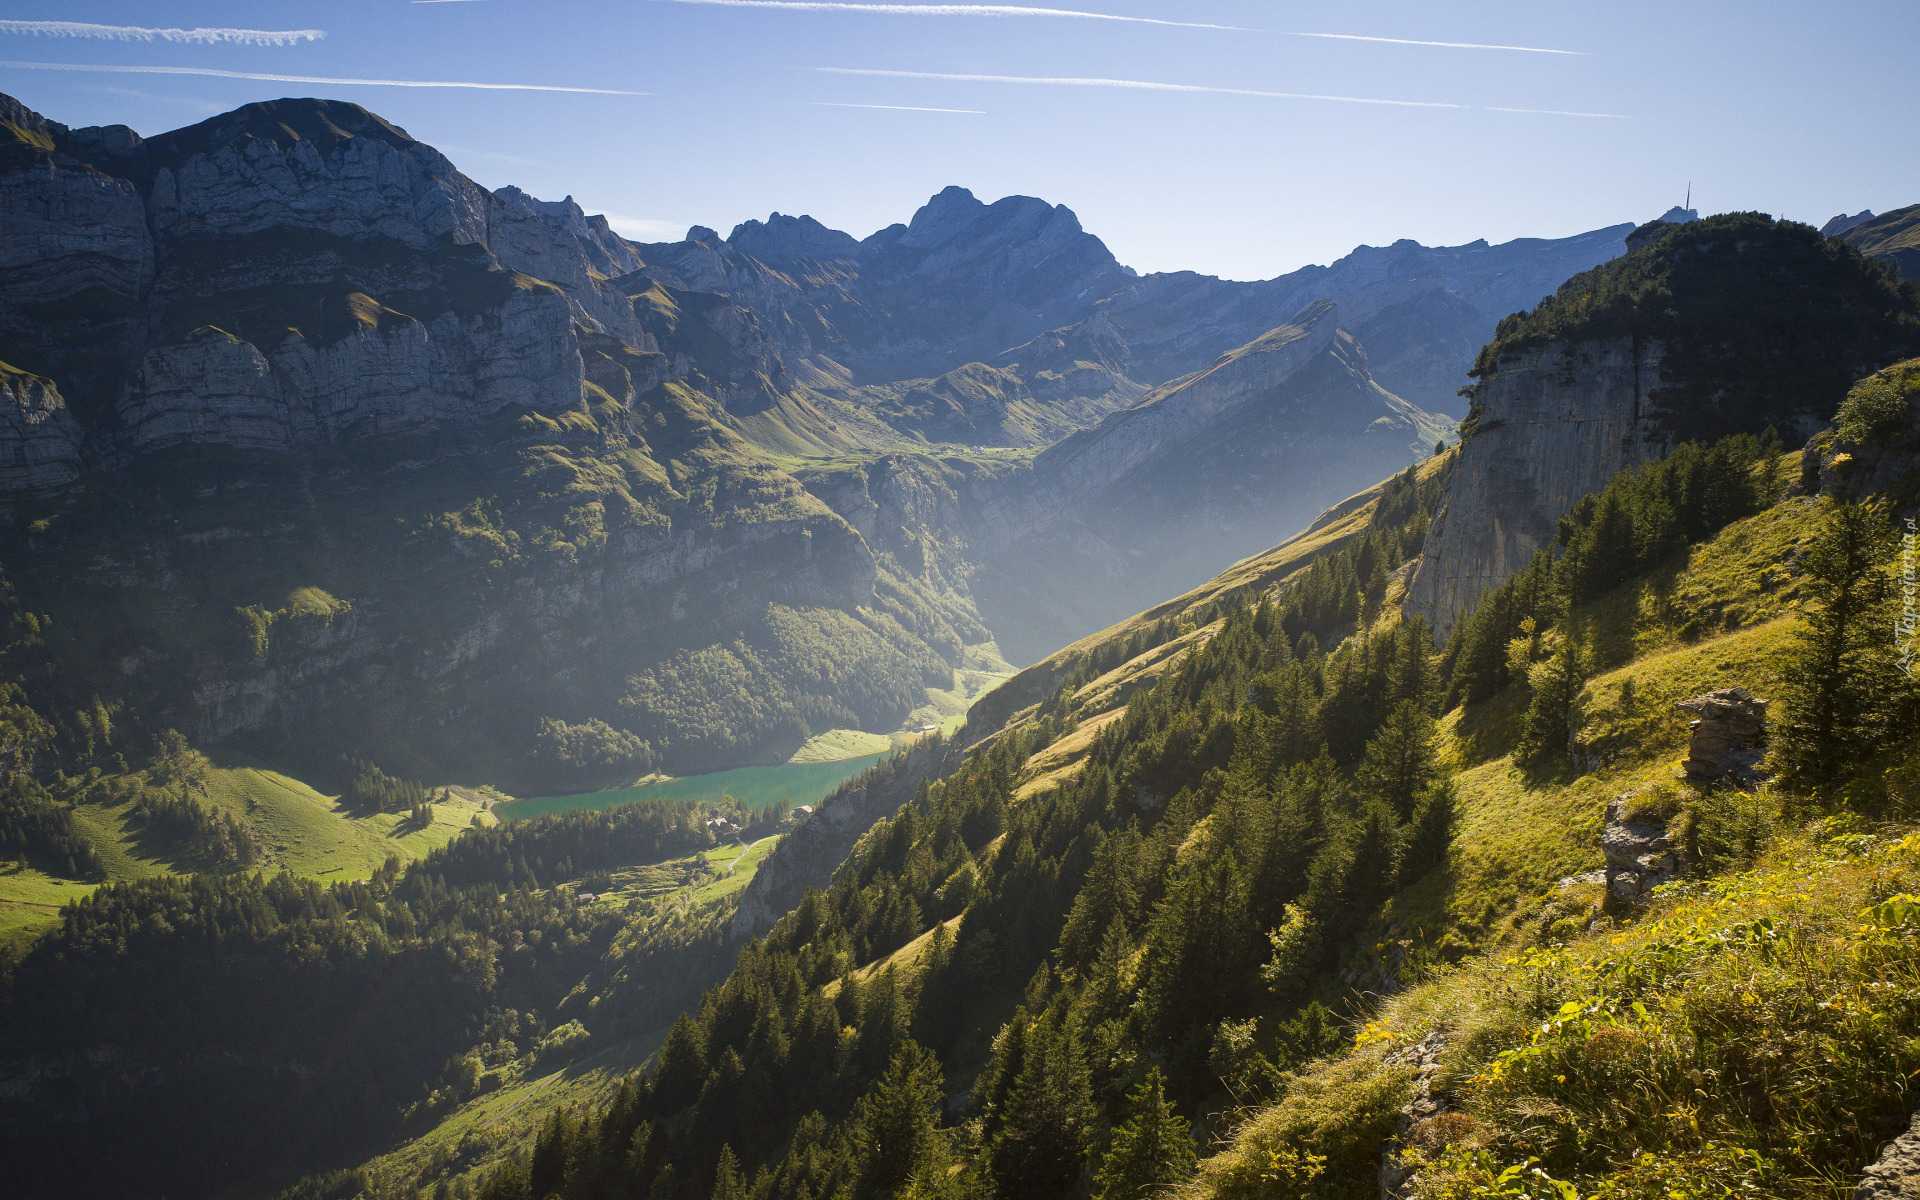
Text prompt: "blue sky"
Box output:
[[1, 2, 1915, 279]]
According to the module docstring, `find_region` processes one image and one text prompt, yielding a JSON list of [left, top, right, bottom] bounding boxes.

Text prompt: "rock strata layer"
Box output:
[[0, 367, 83, 493]]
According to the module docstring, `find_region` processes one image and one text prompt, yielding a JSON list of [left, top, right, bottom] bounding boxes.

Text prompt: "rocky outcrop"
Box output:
[[1677, 687, 1769, 785], [733, 736, 964, 937], [0, 367, 83, 493], [1404, 337, 1671, 640], [1378, 1031, 1451, 1200], [1810, 359, 1920, 498], [1603, 791, 1690, 903], [636, 186, 1138, 384], [0, 92, 680, 470], [1857, 1111, 1920, 1199]]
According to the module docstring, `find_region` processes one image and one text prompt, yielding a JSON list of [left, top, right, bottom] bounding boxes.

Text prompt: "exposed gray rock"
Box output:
[[1379, 1030, 1449, 1200], [1404, 337, 1671, 640], [1823, 210, 1876, 238], [0, 155, 152, 308], [117, 283, 583, 453], [1676, 687, 1769, 785], [1603, 791, 1689, 903], [144, 106, 492, 250], [1857, 1110, 1920, 1199], [0, 368, 84, 493]]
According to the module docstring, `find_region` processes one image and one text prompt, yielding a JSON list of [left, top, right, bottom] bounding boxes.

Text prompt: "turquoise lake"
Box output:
[[497, 753, 890, 821]]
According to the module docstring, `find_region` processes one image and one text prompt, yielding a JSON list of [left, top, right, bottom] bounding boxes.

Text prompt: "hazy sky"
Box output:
[[2, 2, 1915, 279]]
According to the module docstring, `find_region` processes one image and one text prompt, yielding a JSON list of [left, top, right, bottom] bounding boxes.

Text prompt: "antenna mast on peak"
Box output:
[[1686, 183, 1691, 211]]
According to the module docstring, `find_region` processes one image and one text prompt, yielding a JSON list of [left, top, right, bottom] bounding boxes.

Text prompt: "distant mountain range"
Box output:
[[0, 88, 1664, 779]]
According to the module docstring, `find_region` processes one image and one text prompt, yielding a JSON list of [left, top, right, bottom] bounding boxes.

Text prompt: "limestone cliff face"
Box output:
[[119, 285, 584, 453], [0, 368, 83, 493], [0, 94, 665, 459], [145, 119, 490, 251], [1404, 338, 1670, 639]]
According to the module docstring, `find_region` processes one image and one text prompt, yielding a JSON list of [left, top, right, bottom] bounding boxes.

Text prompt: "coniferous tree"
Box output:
[[1344, 801, 1401, 915], [530, 1110, 576, 1200], [710, 1146, 747, 1200], [1779, 500, 1903, 789], [855, 1041, 945, 1198], [986, 1015, 1096, 1200], [1397, 779, 1457, 884], [1093, 1068, 1195, 1200], [1517, 638, 1587, 769], [1356, 700, 1438, 819]]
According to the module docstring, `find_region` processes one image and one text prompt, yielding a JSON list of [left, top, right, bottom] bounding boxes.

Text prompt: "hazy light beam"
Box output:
[[815, 68, 1466, 109], [0, 20, 324, 46], [656, 1, 1247, 32], [0, 61, 645, 94]]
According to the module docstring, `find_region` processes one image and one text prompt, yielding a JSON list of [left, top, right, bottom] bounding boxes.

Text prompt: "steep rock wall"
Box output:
[[0, 367, 83, 492], [1404, 338, 1669, 639]]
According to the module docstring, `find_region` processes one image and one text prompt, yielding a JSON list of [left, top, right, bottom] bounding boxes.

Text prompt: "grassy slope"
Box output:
[[0, 757, 483, 946], [1188, 476, 1861, 1197], [201, 754, 485, 878]]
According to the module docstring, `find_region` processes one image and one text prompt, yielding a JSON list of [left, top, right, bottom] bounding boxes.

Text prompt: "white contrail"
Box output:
[[0, 61, 645, 94], [1487, 106, 1629, 119], [0, 20, 324, 47], [804, 100, 985, 113], [815, 67, 1466, 108], [652, 2, 1586, 52], [1283, 32, 1581, 56], [654, 1, 1247, 31]]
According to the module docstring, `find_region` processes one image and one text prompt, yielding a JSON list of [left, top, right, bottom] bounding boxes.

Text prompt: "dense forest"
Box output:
[[439, 463, 1474, 1200], [0, 796, 757, 1197], [449, 410, 1920, 1200]]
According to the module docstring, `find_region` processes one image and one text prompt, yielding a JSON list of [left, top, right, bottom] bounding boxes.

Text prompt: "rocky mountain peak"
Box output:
[[1822, 209, 1876, 237], [144, 97, 419, 168], [896, 184, 987, 250], [0, 92, 60, 139], [728, 211, 861, 264]]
